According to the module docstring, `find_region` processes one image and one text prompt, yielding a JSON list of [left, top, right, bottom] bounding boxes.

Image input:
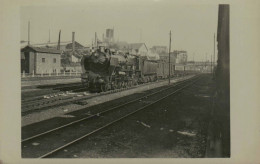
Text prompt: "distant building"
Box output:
[[172, 50, 188, 64], [21, 45, 61, 74], [150, 46, 167, 54], [159, 53, 176, 64], [128, 43, 148, 56], [102, 28, 115, 44], [105, 28, 114, 42], [31, 41, 85, 52], [71, 54, 82, 63]]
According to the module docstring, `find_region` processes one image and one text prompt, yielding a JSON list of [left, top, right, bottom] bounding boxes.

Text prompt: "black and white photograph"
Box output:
[[19, 3, 229, 158], [0, 0, 259, 163]]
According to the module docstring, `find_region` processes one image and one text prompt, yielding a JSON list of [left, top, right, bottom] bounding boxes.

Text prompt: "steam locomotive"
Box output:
[[81, 48, 178, 92]]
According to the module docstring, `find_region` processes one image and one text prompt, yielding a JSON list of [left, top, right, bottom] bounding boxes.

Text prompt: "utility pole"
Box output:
[[28, 21, 30, 45], [211, 54, 213, 73], [140, 29, 142, 43], [168, 30, 171, 85], [57, 30, 61, 50], [214, 33, 215, 66], [48, 29, 51, 43], [95, 32, 97, 49]]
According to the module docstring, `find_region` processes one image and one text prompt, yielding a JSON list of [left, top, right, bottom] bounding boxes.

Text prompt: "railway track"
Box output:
[[22, 82, 84, 103], [22, 74, 202, 158], [21, 75, 192, 115]]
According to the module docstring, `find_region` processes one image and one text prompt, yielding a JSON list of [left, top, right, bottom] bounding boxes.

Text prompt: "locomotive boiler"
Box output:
[[81, 49, 141, 92]]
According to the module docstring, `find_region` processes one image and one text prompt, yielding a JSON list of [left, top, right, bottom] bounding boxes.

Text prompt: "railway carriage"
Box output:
[[156, 61, 175, 79]]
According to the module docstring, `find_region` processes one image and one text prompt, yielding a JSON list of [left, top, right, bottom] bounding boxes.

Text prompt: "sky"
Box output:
[[20, 0, 218, 61]]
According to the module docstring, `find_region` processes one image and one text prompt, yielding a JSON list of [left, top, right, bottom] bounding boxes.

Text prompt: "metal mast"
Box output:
[[168, 30, 171, 84], [214, 33, 216, 66], [57, 30, 61, 50], [28, 21, 30, 45], [48, 29, 50, 43]]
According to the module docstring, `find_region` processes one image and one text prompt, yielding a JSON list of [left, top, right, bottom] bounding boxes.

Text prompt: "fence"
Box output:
[[21, 70, 82, 78]]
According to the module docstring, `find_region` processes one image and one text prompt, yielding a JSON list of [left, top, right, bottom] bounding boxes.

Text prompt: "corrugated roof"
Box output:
[[21, 45, 61, 54]]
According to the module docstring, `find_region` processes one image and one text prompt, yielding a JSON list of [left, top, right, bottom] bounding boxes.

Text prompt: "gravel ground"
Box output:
[[22, 76, 193, 127], [44, 74, 215, 158]]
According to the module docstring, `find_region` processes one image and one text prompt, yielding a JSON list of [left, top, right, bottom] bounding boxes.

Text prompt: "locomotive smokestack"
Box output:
[[72, 32, 75, 54]]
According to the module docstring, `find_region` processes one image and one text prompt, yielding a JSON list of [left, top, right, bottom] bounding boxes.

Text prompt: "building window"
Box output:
[[53, 58, 56, 63], [42, 58, 45, 63]]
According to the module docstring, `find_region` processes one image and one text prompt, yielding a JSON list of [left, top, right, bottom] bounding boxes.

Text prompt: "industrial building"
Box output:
[[21, 46, 61, 74]]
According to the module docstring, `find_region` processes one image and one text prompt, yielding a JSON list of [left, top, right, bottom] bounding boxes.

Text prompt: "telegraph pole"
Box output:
[[211, 54, 213, 73], [214, 33, 215, 66], [48, 29, 51, 43], [28, 21, 30, 45], [95, 32, 97, 48], [168, 30, 171, 84]]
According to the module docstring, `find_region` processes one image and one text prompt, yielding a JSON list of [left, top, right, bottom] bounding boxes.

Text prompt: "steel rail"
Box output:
[[22, 86, 86, 103], [38, 75, 201, 158], [21, 75, 193, 114], [22, 75, 199, 142]]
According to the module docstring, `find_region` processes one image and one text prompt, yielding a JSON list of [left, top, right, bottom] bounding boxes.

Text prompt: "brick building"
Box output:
[[21, 45, 61, 74]]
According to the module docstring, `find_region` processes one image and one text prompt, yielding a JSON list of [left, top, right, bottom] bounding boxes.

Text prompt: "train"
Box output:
[[81, 47, 194, 92]]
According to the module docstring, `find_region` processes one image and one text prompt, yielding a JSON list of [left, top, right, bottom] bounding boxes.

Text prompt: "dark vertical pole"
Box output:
[[214, 33, 215, 67], [48, 29, 50, 43], [72, 32, 75, 55], [28, 21, 30, 45], [95, 32, 97, 49], [57, 30, 61, 50], [168, 30, 171, 84], [211, 54, 213, 73]]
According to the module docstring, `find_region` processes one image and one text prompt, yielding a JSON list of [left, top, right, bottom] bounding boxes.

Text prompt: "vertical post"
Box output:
[[168, 30, 171, 84], [69, 70, 71, 76], [214, 33, 215, 67], [57, 30, 61, 50], [28, 21, 30, 45], [23, 70, 25, 77], [95, 32, 97, 49], [64, 70, 65, 76], [48, 29, 50, 43], [211, 54, 213, 73], [32, 70, 34, 77], [72, 32, 75, 55]]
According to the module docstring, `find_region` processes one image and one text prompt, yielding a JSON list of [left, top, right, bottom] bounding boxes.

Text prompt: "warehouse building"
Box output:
[[21, 45, 61, 74]]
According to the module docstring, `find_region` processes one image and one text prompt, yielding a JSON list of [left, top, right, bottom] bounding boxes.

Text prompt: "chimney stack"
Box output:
[[57, 30, 61, 50], [72, 32, 75, 54]]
